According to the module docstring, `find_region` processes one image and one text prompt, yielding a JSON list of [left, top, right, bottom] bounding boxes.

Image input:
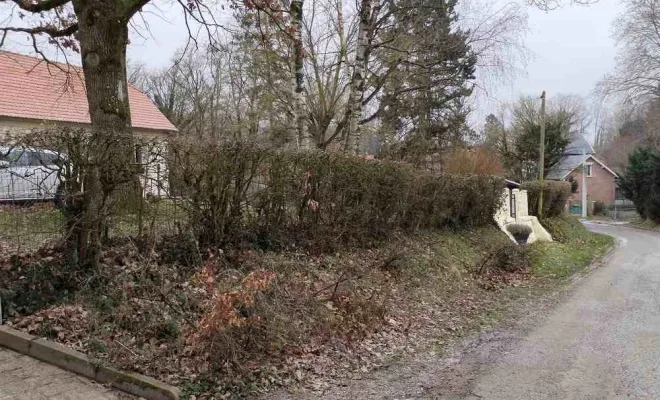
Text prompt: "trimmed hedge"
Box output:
[[170, 141, 505, 250], [522, 180, 571, 219]]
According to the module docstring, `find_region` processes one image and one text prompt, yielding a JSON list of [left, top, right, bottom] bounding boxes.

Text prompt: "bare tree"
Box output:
[[343, 0, 382, 154], [137, 0, 526, 159], [131, 51, 209, 134], [289, 0, 310, 148], [301, 0, 353, 149], [509, 94, 591, 137], [0, 0, 277, 266], [600, 133, 642, 172], [526, 0, 599, 11], [598, 0, 660, 105], [458, 0, 529, 91]]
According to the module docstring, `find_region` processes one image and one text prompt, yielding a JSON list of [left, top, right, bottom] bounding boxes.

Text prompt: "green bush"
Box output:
[[567, 175, 579, 193], [522, 180, 571, 219], [493, 244, 530, 272], [169, 140, 505, 250], [618, 147, 660, 222]]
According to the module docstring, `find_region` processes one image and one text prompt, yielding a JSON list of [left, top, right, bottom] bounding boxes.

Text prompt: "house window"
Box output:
[[585, 163, 593, 177]]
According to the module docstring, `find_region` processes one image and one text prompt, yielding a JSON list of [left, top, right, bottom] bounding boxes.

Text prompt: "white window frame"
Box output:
[[585, 162, 594, 178]]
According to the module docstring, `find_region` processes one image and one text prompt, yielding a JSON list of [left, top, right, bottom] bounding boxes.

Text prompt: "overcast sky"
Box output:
[[2, 0, 624, 137], [514, 0, 621, 98], [473, 0, 622, 127]]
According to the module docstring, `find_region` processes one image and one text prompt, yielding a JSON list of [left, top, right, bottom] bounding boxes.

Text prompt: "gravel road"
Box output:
[[271, 223, 660, 400], [459, 223, 660, 400]]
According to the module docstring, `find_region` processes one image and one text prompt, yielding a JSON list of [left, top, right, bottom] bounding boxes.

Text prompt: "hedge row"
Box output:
[[522, 180, 571, 219], [169, 141, 505, 250]]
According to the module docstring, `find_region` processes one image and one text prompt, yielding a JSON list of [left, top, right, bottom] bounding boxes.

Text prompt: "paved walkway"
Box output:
[[0, 347, 124, 400]]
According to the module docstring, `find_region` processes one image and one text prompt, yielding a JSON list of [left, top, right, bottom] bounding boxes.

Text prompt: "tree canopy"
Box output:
[[618, 147, 660, 221], [482, 95, 584, 182]]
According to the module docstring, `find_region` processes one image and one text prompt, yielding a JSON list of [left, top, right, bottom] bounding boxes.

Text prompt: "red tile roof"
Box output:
[[0, 50, 177, 132]]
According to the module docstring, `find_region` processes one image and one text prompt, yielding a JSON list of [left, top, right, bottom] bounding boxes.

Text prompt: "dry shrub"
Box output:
[[443, 148, 505, 175], [189, 259, 277, 363], [184, 250, 391, 371], [157, 232, 201, 268], [0, 251, 77, 317], [8, 127, 170, 259], [506, 223, 532, 244], [169, 140, 505, 250], [492, 244, 530, 272], [593, 201, 607, 216], [522, 180, 572, 218]]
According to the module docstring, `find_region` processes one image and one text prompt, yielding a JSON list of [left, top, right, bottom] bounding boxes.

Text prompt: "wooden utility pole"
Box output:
[[582, 148, 588, 218], [538, 90, 547, 218]]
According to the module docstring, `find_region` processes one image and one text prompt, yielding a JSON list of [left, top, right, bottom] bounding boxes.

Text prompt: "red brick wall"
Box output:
[[566, 158, 617, 205]]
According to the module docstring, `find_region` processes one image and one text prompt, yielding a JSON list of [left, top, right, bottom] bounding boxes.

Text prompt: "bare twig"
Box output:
[[115, 340, 139, 357]]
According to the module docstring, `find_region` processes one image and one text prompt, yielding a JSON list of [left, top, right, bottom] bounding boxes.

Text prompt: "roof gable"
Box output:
[[587, 155, 619, 178], [546, 134, 616, 180], [546, 154, 618, 180], [0, 51, 176, 132]]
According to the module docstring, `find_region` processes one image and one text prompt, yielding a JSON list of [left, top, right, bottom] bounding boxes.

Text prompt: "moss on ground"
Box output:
[[528, 216, 614, 278]]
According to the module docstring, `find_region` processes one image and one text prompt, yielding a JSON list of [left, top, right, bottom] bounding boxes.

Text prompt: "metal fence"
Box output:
[[0, 142, 185, 254]]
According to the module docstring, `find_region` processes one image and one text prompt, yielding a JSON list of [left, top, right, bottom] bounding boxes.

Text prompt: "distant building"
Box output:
[[0, 50, 176, 137], [547, 134, 619, 207], [0, 50, 177, 196]]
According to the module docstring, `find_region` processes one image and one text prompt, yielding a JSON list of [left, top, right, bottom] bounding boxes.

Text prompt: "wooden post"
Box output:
[[538, 90, 547, 218], [582, 149, 588, 218]]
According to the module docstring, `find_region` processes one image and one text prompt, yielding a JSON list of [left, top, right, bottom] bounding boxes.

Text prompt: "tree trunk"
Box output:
[[290, 0, 310, 149], [72, 0, 135, 267], [344, 0, 373, 155]]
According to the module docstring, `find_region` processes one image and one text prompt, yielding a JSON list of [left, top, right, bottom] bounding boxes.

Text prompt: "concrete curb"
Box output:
[[0, 325, 180, 400]]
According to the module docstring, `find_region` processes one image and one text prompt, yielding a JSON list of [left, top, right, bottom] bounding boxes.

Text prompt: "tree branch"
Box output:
[[0, 29, 75, 78], [362, 63, 398, 106], [526, 0, 598, 11], [360, 110, 381, 125], [0, 23, 78, 38], [7, 0, 71, 13], [123, 0, 151, 21]]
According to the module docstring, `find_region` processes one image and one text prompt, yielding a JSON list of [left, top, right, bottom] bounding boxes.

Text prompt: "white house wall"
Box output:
[[138, 138, 170, 197], [0, 117, 172, 198]]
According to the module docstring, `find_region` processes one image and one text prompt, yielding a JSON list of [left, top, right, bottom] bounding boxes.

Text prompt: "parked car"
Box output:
[[0, 146, 64, 202]]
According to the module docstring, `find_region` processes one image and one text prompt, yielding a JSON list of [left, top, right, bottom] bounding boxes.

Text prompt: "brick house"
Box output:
[[547, 134, 619, 207], [0, 50, 177, 195]]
